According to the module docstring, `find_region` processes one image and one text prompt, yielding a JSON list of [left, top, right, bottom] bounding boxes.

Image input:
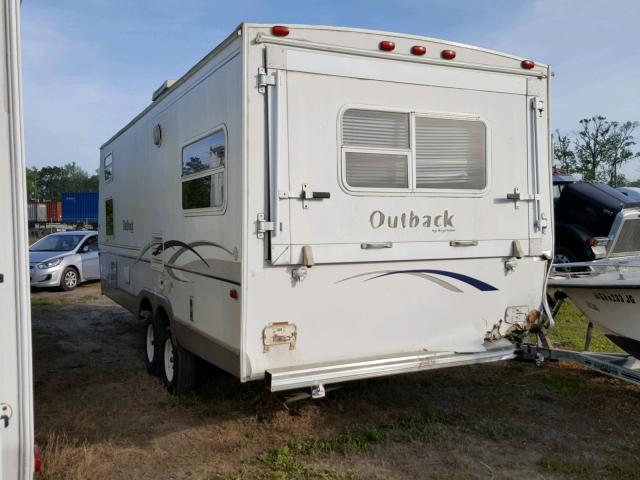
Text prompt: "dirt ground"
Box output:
[[32, 283, 640, 480]]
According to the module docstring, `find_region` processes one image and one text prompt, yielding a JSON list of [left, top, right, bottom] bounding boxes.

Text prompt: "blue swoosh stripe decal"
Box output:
[[370, 269, 498, 292]]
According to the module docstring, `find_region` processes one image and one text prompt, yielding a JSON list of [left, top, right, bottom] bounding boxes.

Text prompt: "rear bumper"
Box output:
[[265, 339, 516, 392]]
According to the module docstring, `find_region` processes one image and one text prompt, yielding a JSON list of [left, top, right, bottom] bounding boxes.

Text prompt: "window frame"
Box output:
[[79, 235, 99, 253], [338, 106, 491, 197], [103, 152, 113, 183], [180, 124, 228, 216]]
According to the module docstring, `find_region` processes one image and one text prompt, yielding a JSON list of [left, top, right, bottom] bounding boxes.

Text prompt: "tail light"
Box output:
[[229, 289, 238, 300], [271, 25, 290, 37], [411, 45, 427, 56]]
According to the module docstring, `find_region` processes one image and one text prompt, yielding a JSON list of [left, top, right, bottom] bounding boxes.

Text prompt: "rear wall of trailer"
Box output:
[[241, 24, 552, 382]]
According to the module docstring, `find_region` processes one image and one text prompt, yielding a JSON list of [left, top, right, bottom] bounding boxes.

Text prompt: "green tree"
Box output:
[[25, 166, 40, 200], [24, 162, 98, 200], [553, 130, 576, 172], [574, 116, 615, 182], [606, 121, 639, 187]]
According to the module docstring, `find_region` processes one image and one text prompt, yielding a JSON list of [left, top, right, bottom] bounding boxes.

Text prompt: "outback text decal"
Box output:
[[369, 210, 455, 232], [122, 219, 134, 232]]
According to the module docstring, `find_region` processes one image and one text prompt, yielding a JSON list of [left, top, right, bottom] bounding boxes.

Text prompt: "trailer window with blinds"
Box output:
[[181, 128, 226, 211], [341, 109, 487, 193], [342, 109, 410, 190]]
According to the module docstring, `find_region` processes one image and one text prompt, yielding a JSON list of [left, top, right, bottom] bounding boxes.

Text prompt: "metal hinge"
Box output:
[[258, 67, 276, 93], [257, 213, 274, 239]]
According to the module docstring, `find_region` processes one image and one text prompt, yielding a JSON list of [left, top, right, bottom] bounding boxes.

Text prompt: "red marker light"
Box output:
[[379, 41, 395, 52], [271, 25, 290, 37], [411, 45, 427, 56], [441, 49, 456, 60], [34, 444, 42, 472], [229, 289, 238, 300], [521, 59, 535, 70]]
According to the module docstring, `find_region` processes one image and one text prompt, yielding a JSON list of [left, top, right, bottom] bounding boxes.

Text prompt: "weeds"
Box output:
[[552, 300, 622, 352]]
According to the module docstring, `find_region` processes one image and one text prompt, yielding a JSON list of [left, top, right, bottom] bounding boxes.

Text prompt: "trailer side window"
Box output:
[[105, 198, 114, 236], [342, 109, 410, 190], [181, 129, 226, 211], [415, 117, 486, 190], [104, 153, 113, 182]]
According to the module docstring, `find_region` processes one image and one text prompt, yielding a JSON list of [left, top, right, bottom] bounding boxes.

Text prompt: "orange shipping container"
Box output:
[[44, 200, 62, 223]]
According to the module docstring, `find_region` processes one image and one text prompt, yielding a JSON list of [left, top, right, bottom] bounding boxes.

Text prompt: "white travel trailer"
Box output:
[[99, 23, 554, 396], [0, 0, 36, 478]]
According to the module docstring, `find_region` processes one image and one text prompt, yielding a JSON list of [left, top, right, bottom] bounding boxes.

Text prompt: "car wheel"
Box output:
[[143, 312, 162, 375], [160, 326, 196, 395], [60, 267, 79, 291]]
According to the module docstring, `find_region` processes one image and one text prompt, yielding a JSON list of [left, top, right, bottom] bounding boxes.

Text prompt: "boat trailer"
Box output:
[[519, 294, 640, 386]]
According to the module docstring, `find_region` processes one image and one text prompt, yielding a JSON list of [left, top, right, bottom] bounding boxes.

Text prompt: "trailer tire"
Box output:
[[143, 312, 162, 375], [160, 327, 196, 395]]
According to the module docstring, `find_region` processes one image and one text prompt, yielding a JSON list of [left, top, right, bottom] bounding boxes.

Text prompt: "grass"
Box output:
[[539, 455, 640, 480], [31, 293, 100, 306], [550, 299, 623, 353], [256, 411, 529, 478]]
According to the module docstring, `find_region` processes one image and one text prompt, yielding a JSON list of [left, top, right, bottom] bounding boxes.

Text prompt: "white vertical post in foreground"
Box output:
[[0, 0, 34, 478]]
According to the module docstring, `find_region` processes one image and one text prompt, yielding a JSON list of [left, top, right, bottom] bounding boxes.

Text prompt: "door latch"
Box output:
[[1, 403, 12, 428], [278, 184, 331, 209], [507, 187, 539, 209]]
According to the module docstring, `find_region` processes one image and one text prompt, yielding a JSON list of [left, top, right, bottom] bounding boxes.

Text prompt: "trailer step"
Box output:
[[266, 340, 516, 392]]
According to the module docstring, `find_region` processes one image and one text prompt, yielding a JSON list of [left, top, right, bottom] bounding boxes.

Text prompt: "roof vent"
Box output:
[[152, 80, 176, 101]]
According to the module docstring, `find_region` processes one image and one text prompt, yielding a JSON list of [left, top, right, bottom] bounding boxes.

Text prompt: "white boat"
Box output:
[[548, 260, 640, 358]]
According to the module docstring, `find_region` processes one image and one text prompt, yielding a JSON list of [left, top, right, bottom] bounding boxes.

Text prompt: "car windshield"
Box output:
[[30, 234, 85, 252]]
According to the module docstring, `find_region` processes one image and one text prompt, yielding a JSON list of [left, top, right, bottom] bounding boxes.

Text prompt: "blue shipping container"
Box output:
[[61, 192, 99, 224]]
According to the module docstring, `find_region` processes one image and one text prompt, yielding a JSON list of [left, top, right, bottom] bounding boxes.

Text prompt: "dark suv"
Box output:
[[554, 179, 640, 263]]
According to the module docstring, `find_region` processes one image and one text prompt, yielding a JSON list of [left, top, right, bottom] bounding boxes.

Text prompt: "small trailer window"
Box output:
[[341, 109, 487, 193], [181, 129, 226, 211], [104, 153, 113, 182]]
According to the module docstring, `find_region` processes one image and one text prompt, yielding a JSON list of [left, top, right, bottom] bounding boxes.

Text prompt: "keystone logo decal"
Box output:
[[369, 210, 455, 232]]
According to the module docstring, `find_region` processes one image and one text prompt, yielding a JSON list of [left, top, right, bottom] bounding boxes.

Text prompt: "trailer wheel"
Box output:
[[60, 267, 79, 291], [143, 312, 162, 375], [160, 328, 196, 395]]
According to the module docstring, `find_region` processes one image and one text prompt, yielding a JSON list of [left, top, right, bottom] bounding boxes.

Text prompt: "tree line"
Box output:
[[554, 116, 640, 187], [26, 162, 98, 201]]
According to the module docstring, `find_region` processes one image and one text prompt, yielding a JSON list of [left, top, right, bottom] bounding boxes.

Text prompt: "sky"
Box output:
[[21, 0, 640, 179]]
